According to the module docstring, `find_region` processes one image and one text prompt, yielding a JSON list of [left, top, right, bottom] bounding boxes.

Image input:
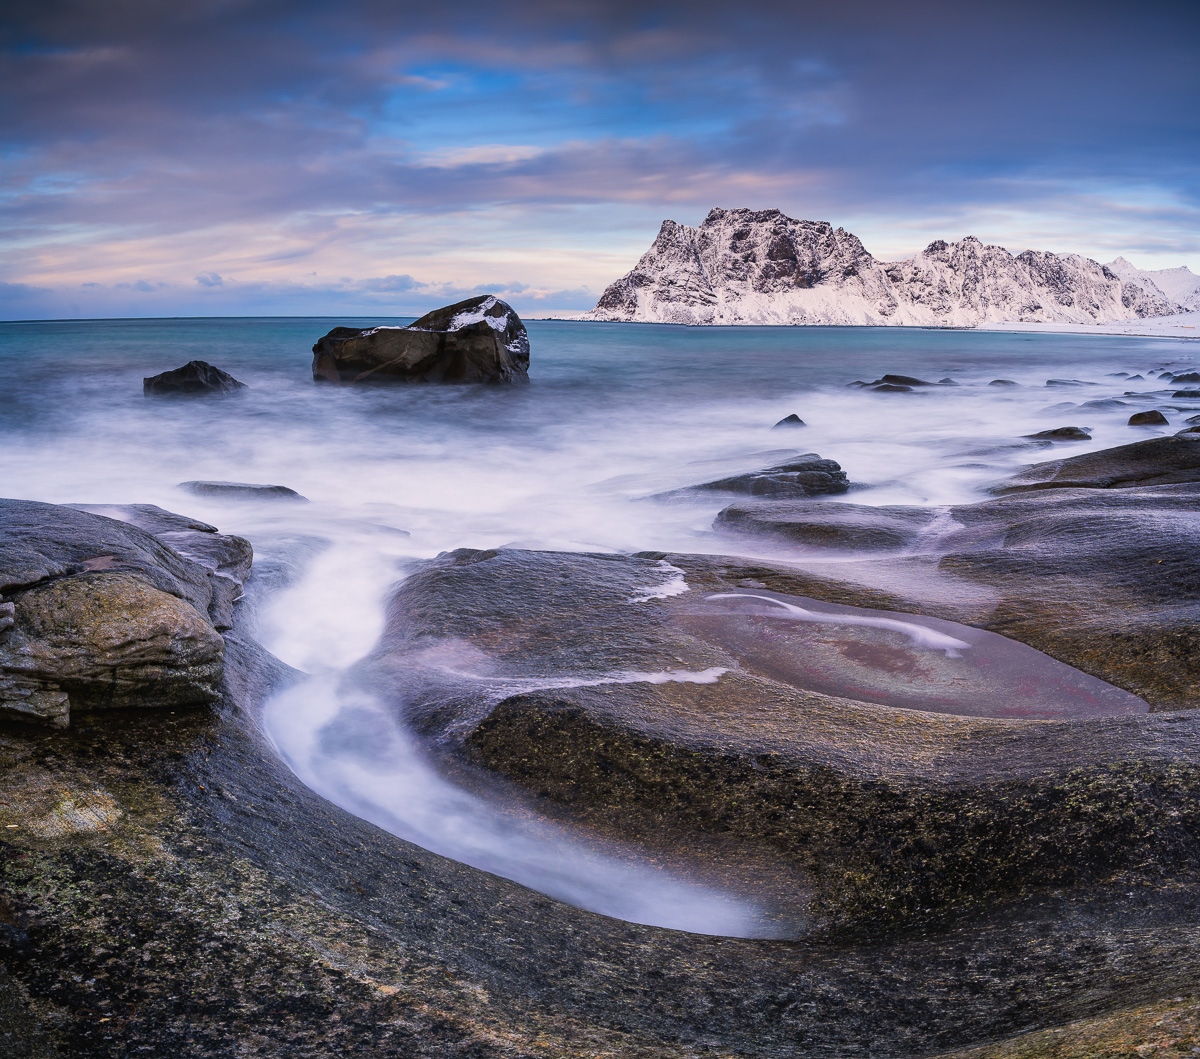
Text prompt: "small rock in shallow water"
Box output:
[[1128, 410, 1169, 426], [772, 414, 806, 428], [989, 379, 1018, 387], [1022, 426, 1091, 441], [179, 481, 308, 502], [1045, 378, 1089, 387], [144, 360, 246, 395], [1174, 390, 1200, 398]]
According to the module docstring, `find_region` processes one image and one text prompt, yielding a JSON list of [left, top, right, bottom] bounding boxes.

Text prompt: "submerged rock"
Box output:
[[179, 480, 308, 502], [1022, 426, 1091, 440], [989, 379, 1018, 386], [143, 360, 246, 395], [312, 295, 530, 385], [0, 500, 250, 726]]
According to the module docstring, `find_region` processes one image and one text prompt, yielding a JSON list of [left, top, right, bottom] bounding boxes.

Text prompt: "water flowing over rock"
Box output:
[[990, 434, 1200, 492], [312, 295, 530, 384], [715, 478, 1200, 709], [585, 207, 1182, 326]]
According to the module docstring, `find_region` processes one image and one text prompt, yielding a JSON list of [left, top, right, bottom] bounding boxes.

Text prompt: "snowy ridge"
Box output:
[[1105, 257, 1200, 312], [584, 208, 1184, 327]]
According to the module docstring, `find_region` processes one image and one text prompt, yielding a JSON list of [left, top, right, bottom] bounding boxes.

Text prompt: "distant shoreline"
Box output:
[[5, 310, 1199, 340]]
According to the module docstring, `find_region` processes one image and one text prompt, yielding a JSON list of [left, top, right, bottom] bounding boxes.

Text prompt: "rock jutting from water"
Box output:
[[143, 360, 247, 395], [665, 453, 851, 499], [1129, 410, 1170, 426], [771, 413, 806, 428], [312, 294, 530, 385]]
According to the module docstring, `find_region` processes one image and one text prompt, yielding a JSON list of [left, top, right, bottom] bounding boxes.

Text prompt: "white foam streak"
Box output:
[[262, 677, 764, 937], [628, 560, 690, 603], [706, 593, 972, 656]]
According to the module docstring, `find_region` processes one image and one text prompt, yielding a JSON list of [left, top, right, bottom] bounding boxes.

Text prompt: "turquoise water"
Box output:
[[1, 317, 1195, 542]]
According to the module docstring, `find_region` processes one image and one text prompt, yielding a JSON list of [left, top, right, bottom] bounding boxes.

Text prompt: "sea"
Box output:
[[2, 316, 1197, 936]]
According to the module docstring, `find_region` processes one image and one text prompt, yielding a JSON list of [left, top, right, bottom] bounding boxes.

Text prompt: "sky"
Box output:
[[1, 0, 1198, 320]]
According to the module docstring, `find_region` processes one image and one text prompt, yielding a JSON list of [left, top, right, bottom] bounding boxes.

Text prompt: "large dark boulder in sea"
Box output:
[[144, 360, 246, 395], [0, 500, 255, 726], [312, 295, 530, 385], [989, 433, 1200, 492]]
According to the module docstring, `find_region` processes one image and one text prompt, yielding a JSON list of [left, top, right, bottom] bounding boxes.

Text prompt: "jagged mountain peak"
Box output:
[[586, 207, 1183, 326]]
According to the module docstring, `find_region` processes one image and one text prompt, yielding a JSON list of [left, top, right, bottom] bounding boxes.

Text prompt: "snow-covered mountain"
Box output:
[[584, 208, 1183, 326], [1105, 257, 1200, 312]]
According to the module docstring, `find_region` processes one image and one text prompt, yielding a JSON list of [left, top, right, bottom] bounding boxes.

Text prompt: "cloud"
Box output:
[[0, 0, 1197, 319]]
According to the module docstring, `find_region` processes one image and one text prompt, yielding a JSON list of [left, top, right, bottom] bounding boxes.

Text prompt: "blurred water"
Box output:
[[2, 317, 1195, 934]]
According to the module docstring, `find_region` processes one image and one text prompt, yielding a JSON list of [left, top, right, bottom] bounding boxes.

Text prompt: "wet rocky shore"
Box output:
[[3, 431, 1200, 1057]]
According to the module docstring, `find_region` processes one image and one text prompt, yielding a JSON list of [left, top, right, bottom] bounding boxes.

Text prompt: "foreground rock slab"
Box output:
[[0, 500, 254, 726], [312, 295, 530, 385], [5, 539, 1200, 1055]]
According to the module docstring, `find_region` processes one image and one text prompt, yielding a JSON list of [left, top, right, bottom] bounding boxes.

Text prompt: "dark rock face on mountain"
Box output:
[[312, 295, 530, 385], [586, 207, 1182, 325], [0, 500, 255, 726], [144, 360, 246, 395]]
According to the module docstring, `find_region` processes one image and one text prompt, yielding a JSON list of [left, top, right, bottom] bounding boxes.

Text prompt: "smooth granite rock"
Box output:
[[990, 434, 1200, 492], [715, 481, 1200, 710]]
